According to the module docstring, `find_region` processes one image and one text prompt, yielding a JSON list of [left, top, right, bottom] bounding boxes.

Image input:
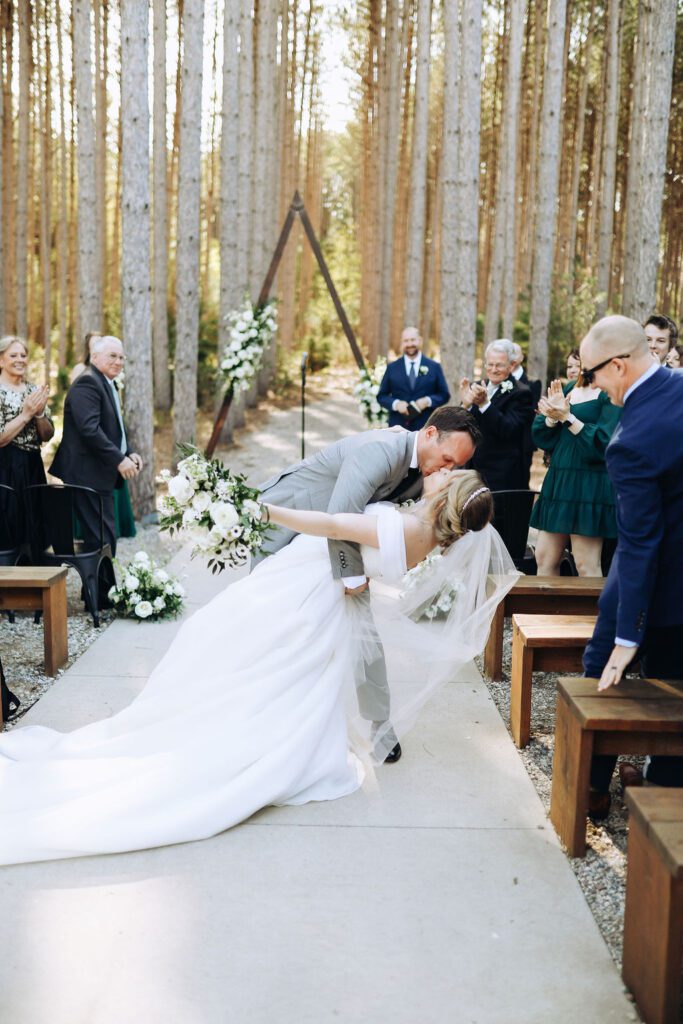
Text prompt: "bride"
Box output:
[[0, 469, 517, 866]]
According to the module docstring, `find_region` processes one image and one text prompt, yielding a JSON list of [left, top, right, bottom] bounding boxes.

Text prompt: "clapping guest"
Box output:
[[69, 331, 136, 540], [565, 348, 581, 382], [644, 313, 678, 365], [50, 335, 142, 556], [665, 343, 683, 369], [0, 336, 54, 541], [510, 341, 541, 487], [459, 339, 534, 492], [530, 374, 620, 577]]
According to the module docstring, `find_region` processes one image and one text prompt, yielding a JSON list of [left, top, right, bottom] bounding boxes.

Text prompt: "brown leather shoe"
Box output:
[[588, 789, 611, 821], [619, 762, 644, 789]]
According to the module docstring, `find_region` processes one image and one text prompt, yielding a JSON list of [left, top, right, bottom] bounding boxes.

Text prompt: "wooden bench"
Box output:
[[510, 614, 596, 748], [550, 676, 683, 857], [622, 789, 683, 1024], [0, 567, 69, 679], [484, 577, 603, 681]]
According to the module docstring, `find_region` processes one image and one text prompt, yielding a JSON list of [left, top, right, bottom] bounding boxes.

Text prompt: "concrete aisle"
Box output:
[[0, 394, 635, 1024]]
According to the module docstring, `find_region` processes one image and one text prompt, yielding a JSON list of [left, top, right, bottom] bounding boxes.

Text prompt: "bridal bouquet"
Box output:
[[219, 298, 278, 393], [354, 357, 389, 427], [158, 445, 270, 573], [108, 551, 185, 621], [402, 551, 464, 621]]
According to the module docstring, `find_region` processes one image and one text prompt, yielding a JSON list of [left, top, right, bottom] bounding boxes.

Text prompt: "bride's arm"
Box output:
[[264, 504, 380, 548]]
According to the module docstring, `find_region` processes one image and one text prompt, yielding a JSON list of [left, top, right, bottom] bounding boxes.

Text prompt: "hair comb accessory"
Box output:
[[461, 486, 490, 513]]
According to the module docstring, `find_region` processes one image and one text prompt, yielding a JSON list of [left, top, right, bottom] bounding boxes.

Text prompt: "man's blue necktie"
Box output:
[[408, 361, 417, 391]]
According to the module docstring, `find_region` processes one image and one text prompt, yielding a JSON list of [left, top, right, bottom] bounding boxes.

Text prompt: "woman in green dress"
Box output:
[[530, 374, 621, 576]]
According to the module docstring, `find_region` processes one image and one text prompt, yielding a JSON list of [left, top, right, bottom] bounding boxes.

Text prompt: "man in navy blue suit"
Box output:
[[377, 326, 450, 431], [580, 316, 683, 815]]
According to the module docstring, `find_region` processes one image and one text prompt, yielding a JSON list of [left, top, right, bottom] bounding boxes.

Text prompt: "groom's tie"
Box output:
[[408, 361, 417, 391], [387, 467, 421, 502]]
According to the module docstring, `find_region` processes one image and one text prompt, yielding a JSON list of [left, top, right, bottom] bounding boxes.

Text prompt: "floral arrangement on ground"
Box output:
[[108, 551, 186, 621], [219, 298, 278, 393], [158, 444, 271, 573], [354, 357, 388, 426]]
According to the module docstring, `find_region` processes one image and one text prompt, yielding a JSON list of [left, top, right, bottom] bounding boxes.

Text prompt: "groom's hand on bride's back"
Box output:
[[344, 578, 369, 596]]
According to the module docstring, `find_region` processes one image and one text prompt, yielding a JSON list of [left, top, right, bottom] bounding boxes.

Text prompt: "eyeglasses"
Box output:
[[580, 353, 630, 387]]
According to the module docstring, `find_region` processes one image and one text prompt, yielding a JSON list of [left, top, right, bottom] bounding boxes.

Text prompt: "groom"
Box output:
[[255, 405, 481, 762]]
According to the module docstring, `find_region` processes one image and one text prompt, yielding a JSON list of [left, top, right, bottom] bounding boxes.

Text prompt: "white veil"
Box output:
[[345, 518, 520, 764]]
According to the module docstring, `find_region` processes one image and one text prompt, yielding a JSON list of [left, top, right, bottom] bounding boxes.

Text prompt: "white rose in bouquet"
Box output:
[[173, 582, 186, 597], [191, 491, 212, 514], [134, 551, 150, 566], [168, 474, 195, 506], [124, 573, 139, 591], [210, 501, 239, 533], [134, 601, 153, 619], [153, 569, 169, 584], [243, 499, 262, 520], [182, 507, 200, 527], [208, 525, 226, 547]]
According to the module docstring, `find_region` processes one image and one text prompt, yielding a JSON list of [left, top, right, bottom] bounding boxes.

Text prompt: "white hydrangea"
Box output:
[[210, 501, 239, 533], [168, 474, 195, 506]]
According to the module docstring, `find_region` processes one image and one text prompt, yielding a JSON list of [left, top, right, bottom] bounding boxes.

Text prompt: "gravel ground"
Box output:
[[2, 525, 176, 727], [478, 623, 646, 973]]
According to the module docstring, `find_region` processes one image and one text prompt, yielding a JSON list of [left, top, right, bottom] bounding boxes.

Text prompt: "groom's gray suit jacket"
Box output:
[[256, 428, 423, 578]]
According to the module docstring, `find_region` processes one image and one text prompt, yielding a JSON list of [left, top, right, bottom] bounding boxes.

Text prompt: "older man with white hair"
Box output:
[[578, 315, 683, 815], [459, 339, 534, 492], [51, 335, 142, 559]]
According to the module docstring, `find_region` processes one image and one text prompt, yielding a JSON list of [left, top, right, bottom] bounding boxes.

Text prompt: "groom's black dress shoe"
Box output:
[[384, 742, 402, 764]]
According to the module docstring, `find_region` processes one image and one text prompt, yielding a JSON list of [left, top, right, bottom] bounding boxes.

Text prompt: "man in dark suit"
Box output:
[[459, 339, 534, 492], [510, 341, 542, 487], [50, 335, 142, 556], [580, 316, 683, 816], [377, 326, 450, 431]]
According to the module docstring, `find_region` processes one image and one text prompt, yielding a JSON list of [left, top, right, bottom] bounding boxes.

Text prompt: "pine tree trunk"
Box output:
[[236, 0, 253, 299], [73, 0, 102, 337], [15, 0, 31, 339], [439, 0, 462, 387], [94, 0, 107, 311], [404, 0, 431, 327], [621, 0, 676, 321], [485, 0, 523, 343], [3, 10, 15, 331], [454, 0, 483, 374], [172, 0, 204, 451], [528, 0, 568, 383], [564, 5, 594, 297], [378, 0, 402, 356], [121, 0, 155, 514], [40, 2, 52, 379], [55, 0, 68, 367], [153, 0, 172, 410], [595, 0, 620, 317], [0, 18, 4, 335]]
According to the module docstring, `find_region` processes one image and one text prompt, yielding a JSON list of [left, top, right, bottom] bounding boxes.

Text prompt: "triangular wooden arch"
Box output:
[[206, 190, 366, 457]]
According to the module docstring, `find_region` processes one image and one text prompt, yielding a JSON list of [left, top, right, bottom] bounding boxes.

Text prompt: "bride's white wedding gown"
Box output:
[[0, 505, 408, 865]]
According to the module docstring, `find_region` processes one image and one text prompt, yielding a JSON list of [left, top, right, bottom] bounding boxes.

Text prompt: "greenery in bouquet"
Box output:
[[158, 444, 271, 573], [354, 357, 389, 426], [219, 298, 278, 393], [108, 551, 185, 621], [402, 551, 464, 621]]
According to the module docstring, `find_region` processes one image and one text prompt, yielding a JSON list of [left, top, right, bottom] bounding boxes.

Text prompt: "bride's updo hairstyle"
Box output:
[[428, 470, 493, 549]]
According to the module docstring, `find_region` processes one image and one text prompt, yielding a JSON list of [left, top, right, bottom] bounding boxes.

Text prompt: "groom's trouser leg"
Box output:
[[354, 589, 391, 724]]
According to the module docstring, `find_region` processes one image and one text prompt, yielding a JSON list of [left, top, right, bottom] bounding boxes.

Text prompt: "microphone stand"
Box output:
[[300, 351, 308, 459]]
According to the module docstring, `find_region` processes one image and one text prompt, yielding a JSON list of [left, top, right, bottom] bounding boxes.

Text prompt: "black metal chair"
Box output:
[[491, 489, 538, 573], [25, 483, 116, 627], [0, 483, 25, 567]]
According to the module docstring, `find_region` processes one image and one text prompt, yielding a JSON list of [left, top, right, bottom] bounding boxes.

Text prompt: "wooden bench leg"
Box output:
[[510, 626, 533, 748], [484, 603, 505, 681], [550, 691, 593, 857], [623, 815, 683, 1024], [42, 579, 68, 676]]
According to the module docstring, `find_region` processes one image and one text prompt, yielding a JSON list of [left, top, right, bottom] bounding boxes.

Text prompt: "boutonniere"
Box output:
[[499, 380, 513, 393], [419, 366, 429, 376]]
